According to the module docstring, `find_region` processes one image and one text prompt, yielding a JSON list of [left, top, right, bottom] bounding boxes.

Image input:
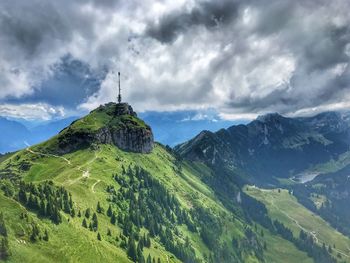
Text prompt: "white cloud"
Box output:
[[0, 103, 65, 120], [0, 0, 349, 120]]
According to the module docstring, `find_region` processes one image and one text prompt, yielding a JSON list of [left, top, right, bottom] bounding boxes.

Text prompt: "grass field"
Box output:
[[245, 186, 350, 262], [0, 141, 252, 262], [263, 226, 313, 263], [0, 139, 320, 262]]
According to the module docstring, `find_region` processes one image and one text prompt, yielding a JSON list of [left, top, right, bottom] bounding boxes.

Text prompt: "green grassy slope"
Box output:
[[262, 227, 313, 263], [307, 151, 350, 175], [0, 141, 236, 262], [245, 186, 350, 262], [0, 140, 316, 263]]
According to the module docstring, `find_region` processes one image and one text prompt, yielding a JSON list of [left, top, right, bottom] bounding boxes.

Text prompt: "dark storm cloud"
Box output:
[[0, 0, 350, 120], [301, 25, 350, 72], [0, 0, 125, 111], [4, 56, 105, 107], [146, 0, 240, 43], [0, 1, 71, 59]]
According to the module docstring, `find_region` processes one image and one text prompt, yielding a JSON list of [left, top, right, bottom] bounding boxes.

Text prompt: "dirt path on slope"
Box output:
[[91, 180, 101, 193], [26, 147, 101, 188], [270, 199, 350, 258], [26, 148, 71, 165]]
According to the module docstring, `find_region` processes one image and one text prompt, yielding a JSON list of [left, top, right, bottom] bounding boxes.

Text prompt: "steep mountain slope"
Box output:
[[175, 112, 350, 184], [176, 111, 350, 262], [0, 102, 314, 263], [292, 159, 350, 238], [245, 187, 350, 261]]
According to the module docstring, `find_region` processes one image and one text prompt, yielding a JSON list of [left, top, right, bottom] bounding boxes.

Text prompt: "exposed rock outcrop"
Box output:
[[114, 103, 137, 117], [56, 103, 154, 154], [95, 125, 154, 153]]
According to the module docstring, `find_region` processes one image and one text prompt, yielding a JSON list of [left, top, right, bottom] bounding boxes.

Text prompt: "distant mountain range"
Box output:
[[176, 111, 350, 184], [0, 116, 78, 153], [0, 110, 237, 153], [140, 111, 238, 146], [175, 111, 350, 240]]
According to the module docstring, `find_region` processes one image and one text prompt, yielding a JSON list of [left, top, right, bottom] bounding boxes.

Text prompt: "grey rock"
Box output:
[[57, 103, 154, 154]]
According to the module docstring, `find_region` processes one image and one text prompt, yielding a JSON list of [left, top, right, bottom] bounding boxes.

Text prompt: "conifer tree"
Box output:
[[138, 255, 145, 263], [97, 232, 102, 241], [137, 243, 143, 263], [138, 236, 144, 251], [52, 207, 62, 224], [96, 202, 103, 214], [127, 236, 138, 262], [30, 223, 40, 242], [145, 234, 151, 248], [46, 199, 53, 218], [111, 212, 117, 225], [92, 213, 98, 231], [85, 208, 91, 219], [43, 229, 49, 241], [39, 199, 46, 216], [82, 218, 88, 228], [28, 193, 35, 209], [147, 254, 152, 263], [64, 198, 71, 214], [71, 208, 76, 218], [0, 213, 7, 237], [18, 188, 27, 204], [0, 237, 10, 260], [107, 204, 112, 217], [69, 194, 73, 208]]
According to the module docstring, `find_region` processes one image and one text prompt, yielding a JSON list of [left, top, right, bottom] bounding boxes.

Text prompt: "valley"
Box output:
[[245, 186, 350, 261]]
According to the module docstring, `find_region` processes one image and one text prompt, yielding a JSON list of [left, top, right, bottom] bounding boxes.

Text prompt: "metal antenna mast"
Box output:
[[118, 72, 121, 103]]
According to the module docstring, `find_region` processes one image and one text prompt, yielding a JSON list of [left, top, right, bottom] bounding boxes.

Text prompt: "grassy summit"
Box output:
[[36, 102, 153, 154], [67, 102, 149, 133]]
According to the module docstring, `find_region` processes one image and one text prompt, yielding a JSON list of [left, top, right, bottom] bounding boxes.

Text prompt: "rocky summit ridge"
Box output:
[[53, 102, 154, 154]]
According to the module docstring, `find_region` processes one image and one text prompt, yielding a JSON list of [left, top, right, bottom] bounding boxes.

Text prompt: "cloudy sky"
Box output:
[[0, 0, 349, 121]]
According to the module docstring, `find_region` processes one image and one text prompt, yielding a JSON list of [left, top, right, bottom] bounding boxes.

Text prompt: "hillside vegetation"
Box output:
[[0, 140, 279, 262], [245, 186, 350, 262], [1, 106, 347, 263]]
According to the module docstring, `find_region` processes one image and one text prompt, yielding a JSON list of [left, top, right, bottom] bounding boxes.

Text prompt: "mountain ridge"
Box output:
[[175, 111, 350, 183], [0, 105, 348, 263]]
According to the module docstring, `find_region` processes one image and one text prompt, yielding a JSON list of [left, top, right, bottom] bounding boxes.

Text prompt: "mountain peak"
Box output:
[[49, 102, 154, 154], [96, 102, 137, 117], [256, 112, 285, 123]]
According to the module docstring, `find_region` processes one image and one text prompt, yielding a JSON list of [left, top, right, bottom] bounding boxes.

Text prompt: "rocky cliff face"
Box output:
[[95, 125, 154, 153], [56, 103, 154, 154]]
